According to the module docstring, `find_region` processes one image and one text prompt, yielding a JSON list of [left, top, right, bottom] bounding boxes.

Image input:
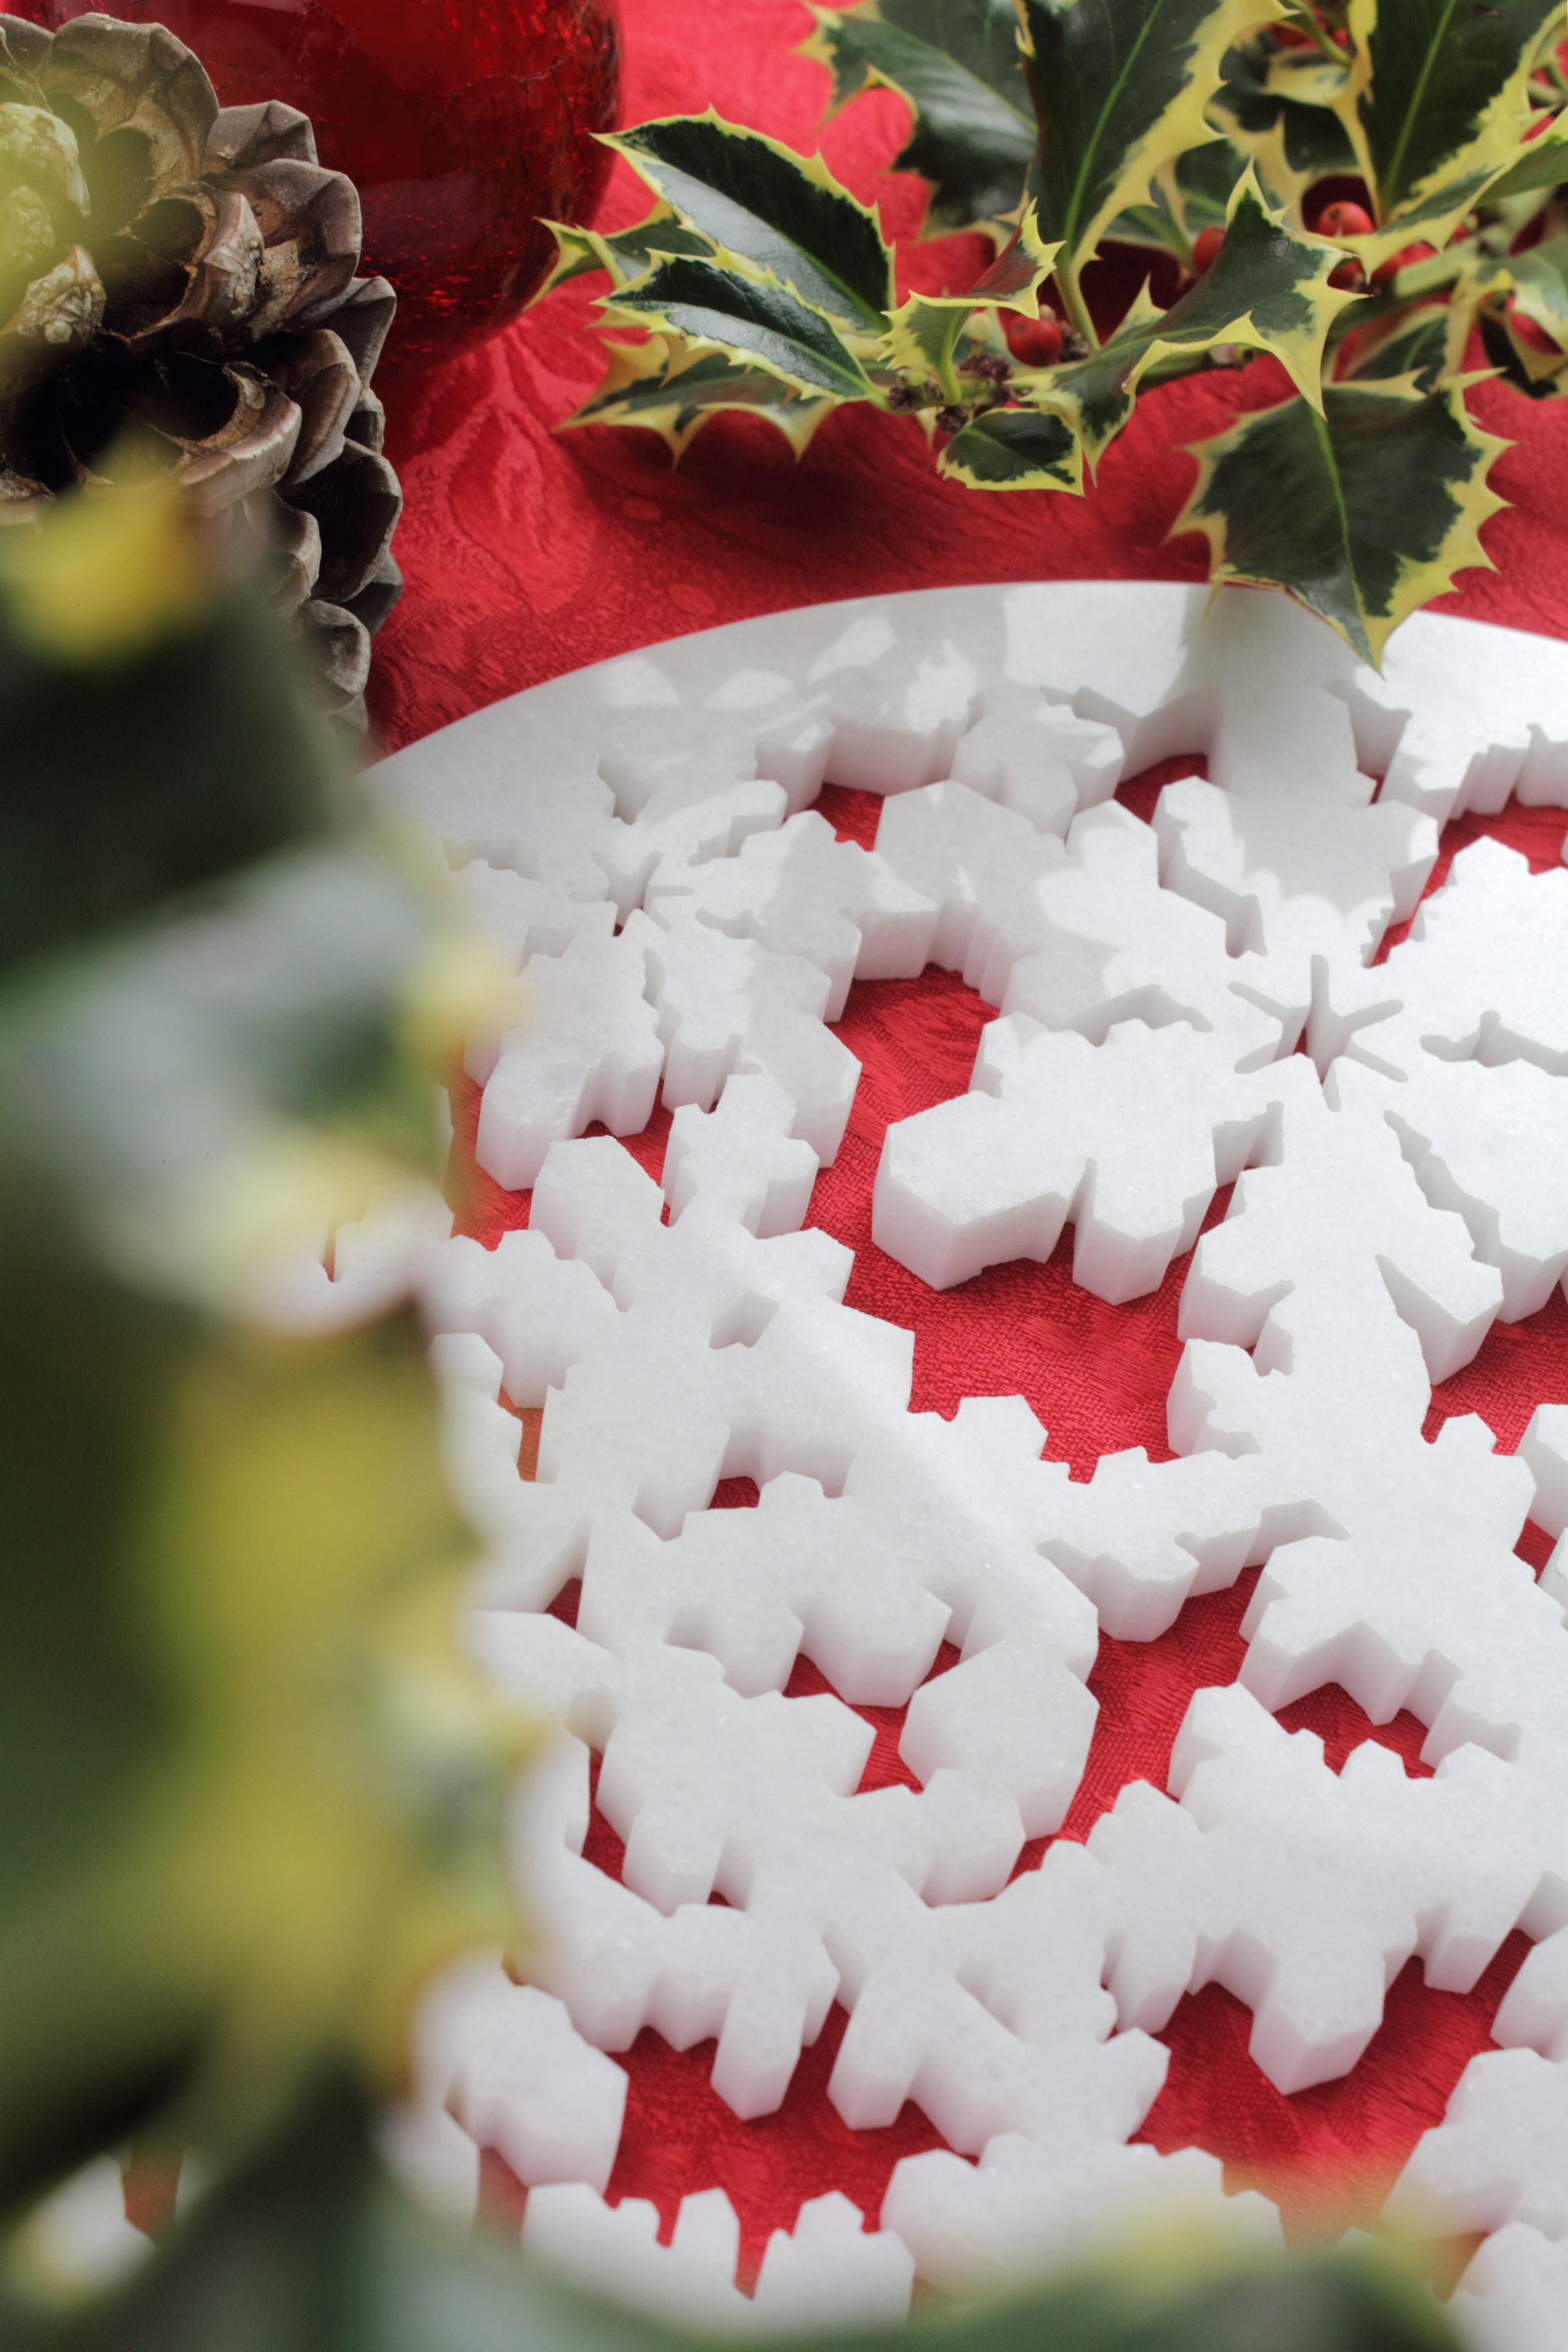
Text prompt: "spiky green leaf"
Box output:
[[1017, 0, 1282, 294], [1484, 123, 1568, 201], [563, 333, 835, 455], [537, 208, 713, 301], [884, 211, 1059, 393], [939, 402, 1083, 486], [1175, 375, 1509, 662], [801, 0, 1035, 233], [1333, 0, 1568, 256], [603, 256, 878, 400], [604, 114, 893, 329], [1033, 168, 1355, 466], [1340, 299, 1463, 390], [1502, 226, 1568, 359], [1212, 30, 1358, 212]]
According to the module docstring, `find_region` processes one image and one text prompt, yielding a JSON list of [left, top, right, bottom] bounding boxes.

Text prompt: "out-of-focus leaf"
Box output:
[[603, 255, 879, 398], [0, 476, 337, 976], [1175, 375, 1509, 662], [0, 1230, 521, 2215], [604, 115, 894, 330], [1484, 123, 1568, 200], [801, 0, 1035, 233], [1502, 226, 1568, 355], [1033, 170, 1355, 466], [938, 401, 1082, 485], [1332, 0, 1567, 259], [562, 333, 836, 455], [1018, 0, 1281, 295], [0, 2072, 1462, 2350]]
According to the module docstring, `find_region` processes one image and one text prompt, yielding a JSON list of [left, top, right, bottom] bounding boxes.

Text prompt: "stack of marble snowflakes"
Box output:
[[277, 583, 1568, 2346]]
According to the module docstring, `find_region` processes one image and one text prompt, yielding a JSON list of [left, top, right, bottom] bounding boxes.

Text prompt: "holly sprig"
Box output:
[[545, 0, 1568, 664]]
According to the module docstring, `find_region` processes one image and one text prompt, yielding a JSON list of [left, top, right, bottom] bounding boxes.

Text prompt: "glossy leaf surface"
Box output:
[[802, 0, 1035, 230], [1175, 374, 1509, 660], [606, 114, 894, 328], [604, 255, 880, 397]]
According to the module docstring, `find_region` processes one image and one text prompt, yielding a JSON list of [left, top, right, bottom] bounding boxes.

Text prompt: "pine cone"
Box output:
[[0, 9, 400, 724]]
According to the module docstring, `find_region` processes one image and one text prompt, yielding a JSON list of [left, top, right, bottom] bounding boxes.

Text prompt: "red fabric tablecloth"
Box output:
[[374, 0, 1568, 2278]]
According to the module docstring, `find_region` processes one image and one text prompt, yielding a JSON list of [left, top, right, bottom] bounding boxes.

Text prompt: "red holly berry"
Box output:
[[1318, 199, 1375, 238], [1329, 259, 1366, 290], [1370, 240, 1437, 286], [1272, 21, 1316, 45], [1005, 310, 1064, 368], [1191, 225, 1226, 273]]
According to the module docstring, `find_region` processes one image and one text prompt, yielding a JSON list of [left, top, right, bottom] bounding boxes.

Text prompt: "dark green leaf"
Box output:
[[1339, 0, 1565, 247], [1340, 299, 1457, 390], [0, 580, 335, 978], [1211, 33, 1358, 211], [802, 0, 1035, 232], [940, 402, 1082, 486], [607, 115, 893, 329], [605, 256, 878, 399], [1018, 0, 1267, 277], [1175, 376, 1509, 662], [1037, 171, 1354, 464]]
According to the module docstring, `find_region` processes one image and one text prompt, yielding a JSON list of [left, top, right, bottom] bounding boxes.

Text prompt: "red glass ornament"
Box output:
[[15, 0, 620, 368]]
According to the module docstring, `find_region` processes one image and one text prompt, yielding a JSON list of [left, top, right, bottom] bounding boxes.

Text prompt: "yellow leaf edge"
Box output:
[[1169, 372, 1512, 666]]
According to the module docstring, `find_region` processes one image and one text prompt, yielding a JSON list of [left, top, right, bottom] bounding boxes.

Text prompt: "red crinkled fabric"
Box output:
[[373, 0, 1568, 2280]]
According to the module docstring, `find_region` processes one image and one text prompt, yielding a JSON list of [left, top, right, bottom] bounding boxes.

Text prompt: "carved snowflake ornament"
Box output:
[[310, 586, 1568, 2344]]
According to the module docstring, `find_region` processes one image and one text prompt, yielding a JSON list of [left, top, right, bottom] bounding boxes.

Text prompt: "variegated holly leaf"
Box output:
[[1333, 0, 1567, 260], [939, 401, 1083, 486], [1017, 0, 1284, 313], [1485, 122, 1568, 201], [1031, 168, 1355, 467], [1502, 228, 1568, 355], [603, 114, 893, 331], [800, 0, 1035, 233], [1175, 375, 1509, 662], [603, 255, 880, 399], [1212, 31, 1357, 214], [884, 209, 1059, 395], [562, 333, 836, 455], [537, 206, 713, 300], [1110, 135, 1255, 255], [1339, 298, 1465, 391]]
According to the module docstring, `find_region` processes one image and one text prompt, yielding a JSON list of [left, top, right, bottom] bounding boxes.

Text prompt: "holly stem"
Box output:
[[1053, 266, 1099, 352]]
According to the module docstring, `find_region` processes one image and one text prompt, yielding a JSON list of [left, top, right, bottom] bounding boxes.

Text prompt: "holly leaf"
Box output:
[[800, 0, 1035, 233], [536, 206, 714, 300], [1212, 31, 1358, 214], [602, 113, 894, 331], [1340, 298, 1465, 390], [1502, 226, 1568, 361], [1032, 168, 1355, 468], [1484, 122, 1568, 201], [939, 402, 1083, 486], [1174, 375, 1510, 662], [603, 255, 879, 399], [884, 209, 1059, 394], [1333, 0, 1568, 259], [562, 333, 835, 455], [1017, 0, 1285, 294]]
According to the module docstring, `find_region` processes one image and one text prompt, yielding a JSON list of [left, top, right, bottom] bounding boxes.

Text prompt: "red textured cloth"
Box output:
[[373, 0, 1568, 2280]]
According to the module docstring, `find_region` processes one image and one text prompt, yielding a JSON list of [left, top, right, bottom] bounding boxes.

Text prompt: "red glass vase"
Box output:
[[15, 0, 620, 368]]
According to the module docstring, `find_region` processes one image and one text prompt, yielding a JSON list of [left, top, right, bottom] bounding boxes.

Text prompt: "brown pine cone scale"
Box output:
[[0, 11, 402, 723]]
